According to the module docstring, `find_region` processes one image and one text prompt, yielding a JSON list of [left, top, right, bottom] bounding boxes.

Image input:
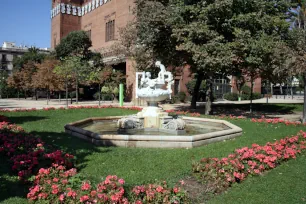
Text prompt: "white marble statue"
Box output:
[[156, 61, 166, 82], [136, 61, 174, 100]]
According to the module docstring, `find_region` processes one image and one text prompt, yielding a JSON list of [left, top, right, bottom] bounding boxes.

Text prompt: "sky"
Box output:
[[0, 0, 51, 48]]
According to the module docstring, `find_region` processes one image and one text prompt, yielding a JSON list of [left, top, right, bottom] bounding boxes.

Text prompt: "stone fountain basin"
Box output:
[[65, 116, 242, 148]]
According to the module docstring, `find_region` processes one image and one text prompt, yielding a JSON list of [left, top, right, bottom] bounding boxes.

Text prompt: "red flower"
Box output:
[[81, 182, 91, 191], [80, 195, 89, 202]]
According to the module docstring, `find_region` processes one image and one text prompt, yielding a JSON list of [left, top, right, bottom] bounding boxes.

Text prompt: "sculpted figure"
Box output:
[[156, 61, 166, 82], [140, 72, 157, 89], [66, 4, 71, 14], [61, 3, 66, 14]]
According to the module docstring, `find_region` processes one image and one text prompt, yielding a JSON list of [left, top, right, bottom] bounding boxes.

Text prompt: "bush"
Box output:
[[178, 92, 186, 102], [186, 79, 206, 101], [241, 93, 262, 100], [170, 95, 180, 104], [241, 85, 251, 94], [101, 86, 110, 94], [93, 92, 113, 101], [69, 91, 76, 98], [223, 93, 239, 101]]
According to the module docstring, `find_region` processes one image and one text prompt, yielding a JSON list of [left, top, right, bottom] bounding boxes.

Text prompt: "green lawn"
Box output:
[[1, 107, 306, 203]]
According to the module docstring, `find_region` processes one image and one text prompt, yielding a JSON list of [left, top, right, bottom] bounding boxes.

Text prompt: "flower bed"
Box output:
[[0, 120, 75, 181], [0, 105, 142, 113], [166, 109, 306, 127], [0, 116, 188, 203], [192, 131, 306, 193]]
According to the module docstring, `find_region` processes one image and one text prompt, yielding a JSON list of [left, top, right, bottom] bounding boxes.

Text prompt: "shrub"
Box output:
[[69, 91, 76, 98], [93, 92, 113, 101], [101, 86, 110, 94], [223, 93, 239, 101], [241, 93, 262, 100], [178, 92, 186, 102], [170, 95, 180, 104], [186, 79, 206, 101], [241, 85, 251, 94]]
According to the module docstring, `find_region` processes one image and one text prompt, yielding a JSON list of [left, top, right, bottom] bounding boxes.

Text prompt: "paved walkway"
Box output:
[[0, 98, 126, 110], [0, 97, 303, 110]]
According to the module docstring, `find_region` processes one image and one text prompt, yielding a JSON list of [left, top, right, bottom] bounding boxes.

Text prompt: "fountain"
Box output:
[[65, 61, 242, 148], [117, 61, 186, 135]]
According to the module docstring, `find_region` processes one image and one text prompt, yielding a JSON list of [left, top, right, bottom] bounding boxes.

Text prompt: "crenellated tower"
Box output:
[[51, 0, 82, 48]]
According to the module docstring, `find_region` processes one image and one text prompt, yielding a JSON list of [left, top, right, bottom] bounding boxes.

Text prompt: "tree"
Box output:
[[55, 31, 92, 60], [126, 0, 289, 114], [54, 56, 88, 107], [287, 1, 306, 122], [0, 70, 9, 99], [7, 70, 23, 99], [99, 66, 125, 102], [87, 53, 106, 106], [32, 58, 63, 104], [13, 47, 46, 71]]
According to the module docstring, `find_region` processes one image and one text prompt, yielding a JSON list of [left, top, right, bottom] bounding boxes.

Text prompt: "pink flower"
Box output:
[[81, 182, 91, 191], [80, 195, 89, 202], [118, 178, 125, 185], [59, 194, 65, 202]]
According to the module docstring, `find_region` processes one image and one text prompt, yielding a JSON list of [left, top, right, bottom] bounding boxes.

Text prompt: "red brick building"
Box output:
[[50, 0, 260, 101], [51, 0, 194, 101]]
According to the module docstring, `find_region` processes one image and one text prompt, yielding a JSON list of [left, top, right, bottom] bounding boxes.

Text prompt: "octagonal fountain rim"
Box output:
[[64, 116, 242, 148]]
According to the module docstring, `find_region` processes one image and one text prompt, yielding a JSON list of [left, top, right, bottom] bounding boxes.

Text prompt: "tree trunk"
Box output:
[[303, 74, 306, 123], [47, 89, 49, 105], [24, 90, 27, 99], [191, 73, 204, 109], [35, 89, 38, 100], [205, 79, 213, 115], [266, 82, 269, 104], [98, 83, 101, 106], [59, 92, 61, 102], [18, 90, 20, 100], [250, 78, 254, 114], [280, 85, 283, 95], [65, 79, 68, 109], [76, 78, 78, 104]]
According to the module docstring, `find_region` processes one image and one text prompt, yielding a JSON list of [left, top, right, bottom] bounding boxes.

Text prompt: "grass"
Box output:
[[0, 107, 306, 203]]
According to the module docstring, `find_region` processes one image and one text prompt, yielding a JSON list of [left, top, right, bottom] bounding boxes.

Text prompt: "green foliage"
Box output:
[[112, 87, 119, 95], [178, 92, 186, 102], [186, 79, 206, 96], [55, 31, 92, 59], [241, 93, 262, 100], [101, 86, 110, 94], [223, 93, 239, 101], [241, 85, 251, 95], [224, 92, 262, 101], [12, 47, 46, 71]]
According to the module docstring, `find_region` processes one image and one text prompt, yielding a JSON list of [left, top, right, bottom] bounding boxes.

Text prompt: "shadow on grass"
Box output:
[[30, 131, 110, 171], [0, 155, 29, 203], [6, 116, 48, 124]]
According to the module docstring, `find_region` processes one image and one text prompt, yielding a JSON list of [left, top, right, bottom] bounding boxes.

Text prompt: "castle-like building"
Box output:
[[51, 0, 257, 101], [50, 0, 194, 101]]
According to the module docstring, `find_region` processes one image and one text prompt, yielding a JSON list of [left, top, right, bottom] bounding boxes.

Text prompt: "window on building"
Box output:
[[1, 55, 7, 70], [105, 20, 115, 42], [85, 30, 92, 40], [54, 38, 57, 48]]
